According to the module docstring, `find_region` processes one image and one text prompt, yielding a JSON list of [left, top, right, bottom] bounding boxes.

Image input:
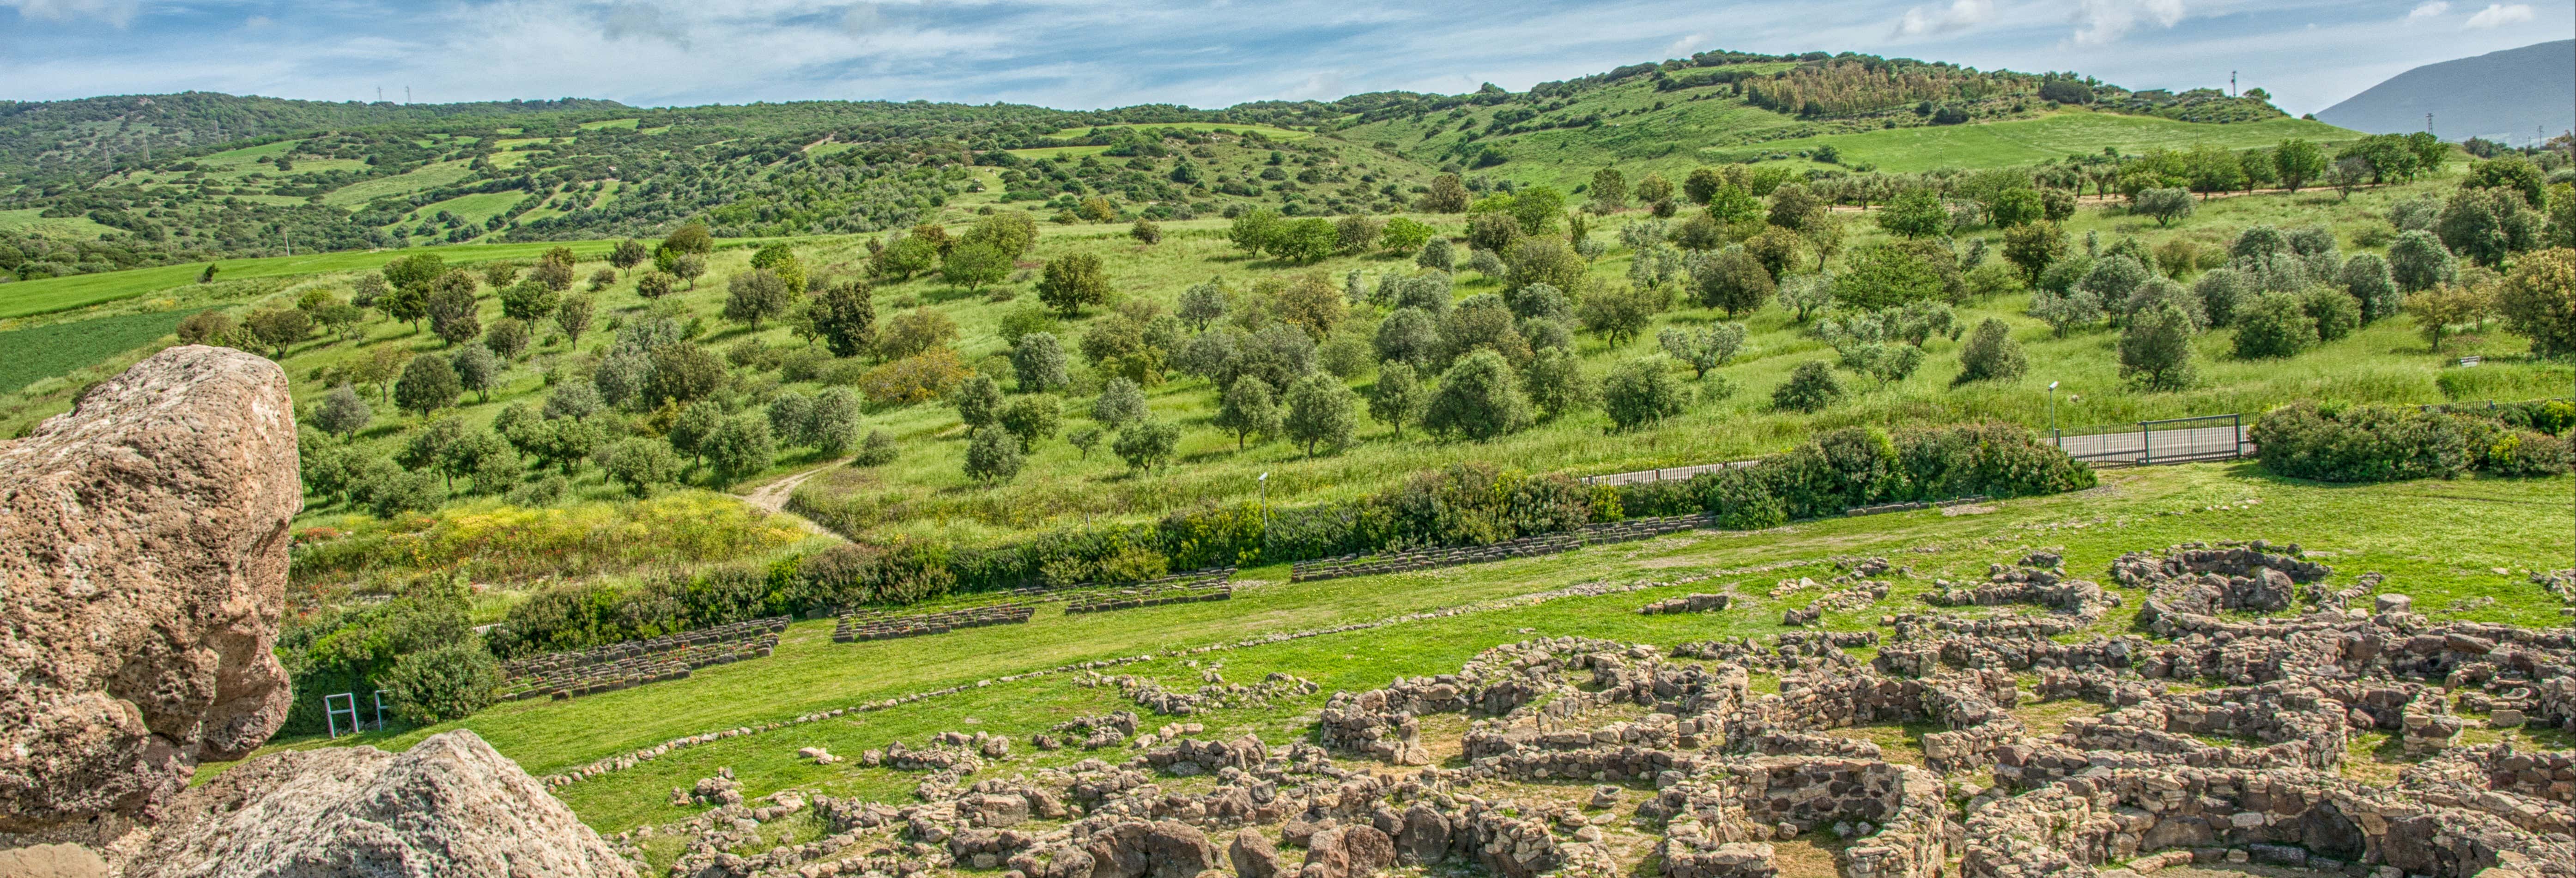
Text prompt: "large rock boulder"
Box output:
[[128, 730, 636, 878], [0, 345, 299, 832]]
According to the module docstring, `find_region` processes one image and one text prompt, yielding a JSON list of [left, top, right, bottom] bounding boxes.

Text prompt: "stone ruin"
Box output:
[[502, 616, 788, 701], [0, 347, 632, 876], [836, 603, 1036, 643], [632, 538, 2576, 878]]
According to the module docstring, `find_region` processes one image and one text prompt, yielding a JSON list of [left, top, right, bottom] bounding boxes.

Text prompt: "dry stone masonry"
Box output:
[[528, 536, 2576, 878], [501, 617, 788, 701], [836, 604, 1037, 642], [1067, 569, 1237, 615]]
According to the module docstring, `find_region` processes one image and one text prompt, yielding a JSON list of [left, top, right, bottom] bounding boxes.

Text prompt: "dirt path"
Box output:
[[737, 460, 846, 539]]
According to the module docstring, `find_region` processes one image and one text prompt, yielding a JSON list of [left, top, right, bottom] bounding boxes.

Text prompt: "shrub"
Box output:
[[852, 430, 899, 466], [1954, 318, 2027, 384], [964, 425, 1024, 482], [2250, 401, 2473, 481], [2231, 291, 2315, 359], [1772, 361, 1844, 412], [1600, 356, 1686, 431], [1423, 350, 1532, 440], [2479, 429, 2574, 477], [381, 642, 503, 726], [2496, 247, 2576, 359], [859, 349, 972, 404], [1112, 418, 1181, 471], [2301, 286, 2361, 342], [2118, 305, 2197, 391]]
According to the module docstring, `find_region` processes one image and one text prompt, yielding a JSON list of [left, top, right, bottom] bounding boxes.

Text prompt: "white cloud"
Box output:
[[1891, 0, 1994, 38], [2405, 1, 2449, 20], [600, 2, 689, 48], [2462, 3, 2532, 28], [1661, 33, 1701, 59], [0, 0, 137, 27], [2072, 0, 2186, 46]]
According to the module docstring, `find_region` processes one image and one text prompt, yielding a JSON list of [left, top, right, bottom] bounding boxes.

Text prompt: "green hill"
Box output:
[[0, 47, 2358, 285]]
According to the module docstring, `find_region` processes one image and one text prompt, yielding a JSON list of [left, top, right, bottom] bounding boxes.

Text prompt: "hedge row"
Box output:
[[488, 421, 2092, 657], [2250, 400, 2574, 483]]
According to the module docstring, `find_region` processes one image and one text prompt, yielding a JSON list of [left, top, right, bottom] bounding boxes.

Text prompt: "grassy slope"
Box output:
[[1724, 111, 2357, 174], [0, 238, 629, 319], [1045, 122, 1312, 140], [1333, 75, 2362, 189], [215, 463, 2574, 837], [0, 208, 120, 237], [8, 173, 2558, 533], [779, 174, 2564, 546], [320, 158, 478, 207]]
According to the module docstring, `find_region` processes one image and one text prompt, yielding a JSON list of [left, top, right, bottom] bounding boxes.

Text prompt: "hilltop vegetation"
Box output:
[[0, 45, 2394, 286]]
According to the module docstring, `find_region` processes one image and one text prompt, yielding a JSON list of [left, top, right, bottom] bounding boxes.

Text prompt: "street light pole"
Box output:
[[2047, 381, 2061, 446], [1257, 472, 1271, 557]]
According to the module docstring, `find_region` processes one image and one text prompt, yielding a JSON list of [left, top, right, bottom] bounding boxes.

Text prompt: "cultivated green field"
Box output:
[[1045, 122, 1312, 140], [320, 158, 479, 207], [1719, 110, 2359, 173], [0, 239, 628, 320], [0, 308, 206, 394], [214, 461, 2573, 844], [0, 208, 119, 237]]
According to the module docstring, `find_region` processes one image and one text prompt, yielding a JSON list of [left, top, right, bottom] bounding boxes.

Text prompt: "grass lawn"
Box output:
[[209, 463, 2573, 839]]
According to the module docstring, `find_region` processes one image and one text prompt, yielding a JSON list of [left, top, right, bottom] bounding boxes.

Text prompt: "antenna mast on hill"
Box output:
[[2426, 113, 2434, 136], [377, 87, 383, 103], [2230, 71, 2236, 97], [406, 86, 412, 105]]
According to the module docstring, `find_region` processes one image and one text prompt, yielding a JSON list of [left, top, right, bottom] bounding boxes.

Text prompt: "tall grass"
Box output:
[[291, 491, 812, 586]]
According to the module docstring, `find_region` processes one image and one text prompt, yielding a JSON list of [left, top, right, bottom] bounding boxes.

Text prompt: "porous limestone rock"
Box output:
[[0, 345, 300, 832], [128, 730, 636, 878]]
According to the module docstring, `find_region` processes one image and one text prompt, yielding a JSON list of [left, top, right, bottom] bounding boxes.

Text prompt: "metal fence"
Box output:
[[2053, 413, 2249, 466]]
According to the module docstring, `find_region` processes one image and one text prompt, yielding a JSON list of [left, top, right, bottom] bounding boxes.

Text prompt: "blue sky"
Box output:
[[0, 0, 2565, 116]]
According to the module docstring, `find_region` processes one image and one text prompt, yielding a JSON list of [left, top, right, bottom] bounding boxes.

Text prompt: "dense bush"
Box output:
[[381, 641, 504, 726], [2252, 399, 2574, 484], [2251, 401, 2474, 482], [273, 578, 476, 734], [488, 423, 2094, 656], [920, 420, 2088, 594]]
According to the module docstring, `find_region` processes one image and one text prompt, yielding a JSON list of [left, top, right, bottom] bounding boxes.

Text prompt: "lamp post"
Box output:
[[1257, 472, 1271, 557], [2047, 381, 2061, 446]]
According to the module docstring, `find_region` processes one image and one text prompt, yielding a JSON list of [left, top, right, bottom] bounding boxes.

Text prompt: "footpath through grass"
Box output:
[[223, 464, 2574, 834]]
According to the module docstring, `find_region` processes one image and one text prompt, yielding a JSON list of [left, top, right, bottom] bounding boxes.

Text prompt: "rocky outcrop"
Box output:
[[0, 345, 300, 833], [129, 730, 635, 878]]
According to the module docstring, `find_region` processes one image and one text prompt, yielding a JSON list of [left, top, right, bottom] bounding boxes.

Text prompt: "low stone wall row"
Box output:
[[834, 605, 1035, 643], [1845, 496, 1988, 517], [1061, 568, 1238, 615], [1291, 533, 1582, 582], [499, 616, 788, 702], [1066, 587, 1231, 615]]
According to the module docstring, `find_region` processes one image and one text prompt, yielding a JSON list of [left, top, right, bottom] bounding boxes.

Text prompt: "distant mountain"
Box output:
[[2317, 41, 2574, 144]]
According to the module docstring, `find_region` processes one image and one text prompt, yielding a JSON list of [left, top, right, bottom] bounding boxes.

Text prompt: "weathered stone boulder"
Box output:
[[0, 346, 300, 833], [1083, 820, 1219, 878], [128, 730, 634, 878], [1231, 829, 1284, 878]]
